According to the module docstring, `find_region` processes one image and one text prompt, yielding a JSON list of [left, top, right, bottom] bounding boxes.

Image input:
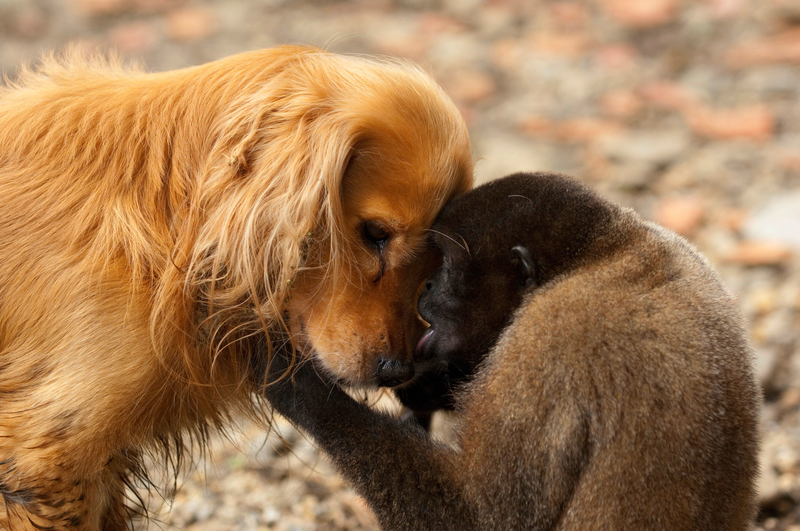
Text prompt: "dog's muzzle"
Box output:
[[375, 357, 415, 387]]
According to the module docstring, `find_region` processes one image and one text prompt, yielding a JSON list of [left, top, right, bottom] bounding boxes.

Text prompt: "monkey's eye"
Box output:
[[362, 221, 391, 253]]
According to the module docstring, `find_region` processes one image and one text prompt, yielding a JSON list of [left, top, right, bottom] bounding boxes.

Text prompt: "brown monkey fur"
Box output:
[[0, 46, 472, 529], [263, 172, 761, 530]]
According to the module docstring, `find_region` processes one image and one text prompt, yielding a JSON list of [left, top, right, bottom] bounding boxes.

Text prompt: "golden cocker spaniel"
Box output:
[[0, 45, 472, 529]]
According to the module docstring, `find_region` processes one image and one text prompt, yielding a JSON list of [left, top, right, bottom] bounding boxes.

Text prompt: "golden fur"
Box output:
[[0, 46, 472, 529]]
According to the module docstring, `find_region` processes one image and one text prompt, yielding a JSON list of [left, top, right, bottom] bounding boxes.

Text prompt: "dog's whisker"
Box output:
[[425, 228, 469, 253]]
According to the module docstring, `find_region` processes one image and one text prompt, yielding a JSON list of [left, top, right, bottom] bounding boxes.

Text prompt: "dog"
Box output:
[[0, 45, 472, 529]]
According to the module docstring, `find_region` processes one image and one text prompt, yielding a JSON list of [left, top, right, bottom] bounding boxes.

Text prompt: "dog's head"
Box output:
[[185, 48, 472, 388], [283, 53, 474, 387]]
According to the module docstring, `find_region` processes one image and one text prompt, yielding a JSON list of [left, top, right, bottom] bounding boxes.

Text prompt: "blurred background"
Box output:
[[2, 0, 800, 529]]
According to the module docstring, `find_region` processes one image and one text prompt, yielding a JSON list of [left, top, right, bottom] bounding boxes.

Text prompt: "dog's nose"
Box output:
[[375, 357, 415, 387]]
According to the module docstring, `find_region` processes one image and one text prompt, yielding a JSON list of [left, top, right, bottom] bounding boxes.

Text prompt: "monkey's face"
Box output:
[[396, 231, 534, 412], [395, 172, 613, 414], [417, 237, 530, 365]]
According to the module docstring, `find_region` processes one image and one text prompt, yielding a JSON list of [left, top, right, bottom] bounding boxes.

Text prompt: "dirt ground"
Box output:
[[3, 0, 800, 529]]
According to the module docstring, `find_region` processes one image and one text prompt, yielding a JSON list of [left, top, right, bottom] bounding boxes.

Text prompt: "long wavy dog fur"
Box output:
[[0, 46, 473, 529]]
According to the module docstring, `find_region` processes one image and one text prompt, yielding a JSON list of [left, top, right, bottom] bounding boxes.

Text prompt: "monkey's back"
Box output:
[[457, 209, 760, 530]]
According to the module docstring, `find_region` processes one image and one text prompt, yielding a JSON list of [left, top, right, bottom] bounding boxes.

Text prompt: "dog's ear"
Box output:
[[302, 115, 359, 236], [207, 81, 358, 230], [185, 71, 360, 337]]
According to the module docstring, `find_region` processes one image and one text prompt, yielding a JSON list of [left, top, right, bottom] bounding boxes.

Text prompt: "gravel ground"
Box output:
[[3, 0, 800, 529]]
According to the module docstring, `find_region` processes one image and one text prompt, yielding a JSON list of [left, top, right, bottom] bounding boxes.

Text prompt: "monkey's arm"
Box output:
[[261, 349, 478, 531]]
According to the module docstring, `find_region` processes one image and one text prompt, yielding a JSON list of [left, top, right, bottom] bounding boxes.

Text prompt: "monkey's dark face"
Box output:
[[395, 225, 535, 412], [417, 239, 530, 367], [394, 172, 614, 414]]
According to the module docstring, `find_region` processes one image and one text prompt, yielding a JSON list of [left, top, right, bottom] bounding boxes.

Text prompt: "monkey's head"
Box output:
[[396, 172, 617, 413]]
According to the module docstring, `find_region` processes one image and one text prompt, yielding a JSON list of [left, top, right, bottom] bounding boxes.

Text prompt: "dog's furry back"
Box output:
[[0, 46, 467, 529]]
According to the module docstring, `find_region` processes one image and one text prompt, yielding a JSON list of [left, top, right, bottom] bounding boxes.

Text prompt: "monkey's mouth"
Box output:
[[415, 327, 434, 361]]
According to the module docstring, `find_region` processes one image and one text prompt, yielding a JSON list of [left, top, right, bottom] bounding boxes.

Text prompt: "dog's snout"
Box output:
[[376, 357, 415, 388]]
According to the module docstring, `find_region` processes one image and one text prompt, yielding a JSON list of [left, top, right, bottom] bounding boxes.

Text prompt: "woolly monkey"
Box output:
[[262, 172, 761, 531]]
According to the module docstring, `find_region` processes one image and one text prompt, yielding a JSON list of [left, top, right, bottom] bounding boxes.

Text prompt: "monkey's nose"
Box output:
[[375, 358, 415, 387]]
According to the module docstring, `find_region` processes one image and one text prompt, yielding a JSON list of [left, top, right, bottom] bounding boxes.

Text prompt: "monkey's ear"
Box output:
[[511, 246, 537, 288]]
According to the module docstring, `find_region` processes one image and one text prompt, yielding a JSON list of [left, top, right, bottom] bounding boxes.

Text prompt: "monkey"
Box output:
[[260, 172, 762, 530]]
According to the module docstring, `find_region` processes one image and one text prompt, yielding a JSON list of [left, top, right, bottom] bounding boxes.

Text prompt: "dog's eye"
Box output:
[[362, 221, 391, 252]]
